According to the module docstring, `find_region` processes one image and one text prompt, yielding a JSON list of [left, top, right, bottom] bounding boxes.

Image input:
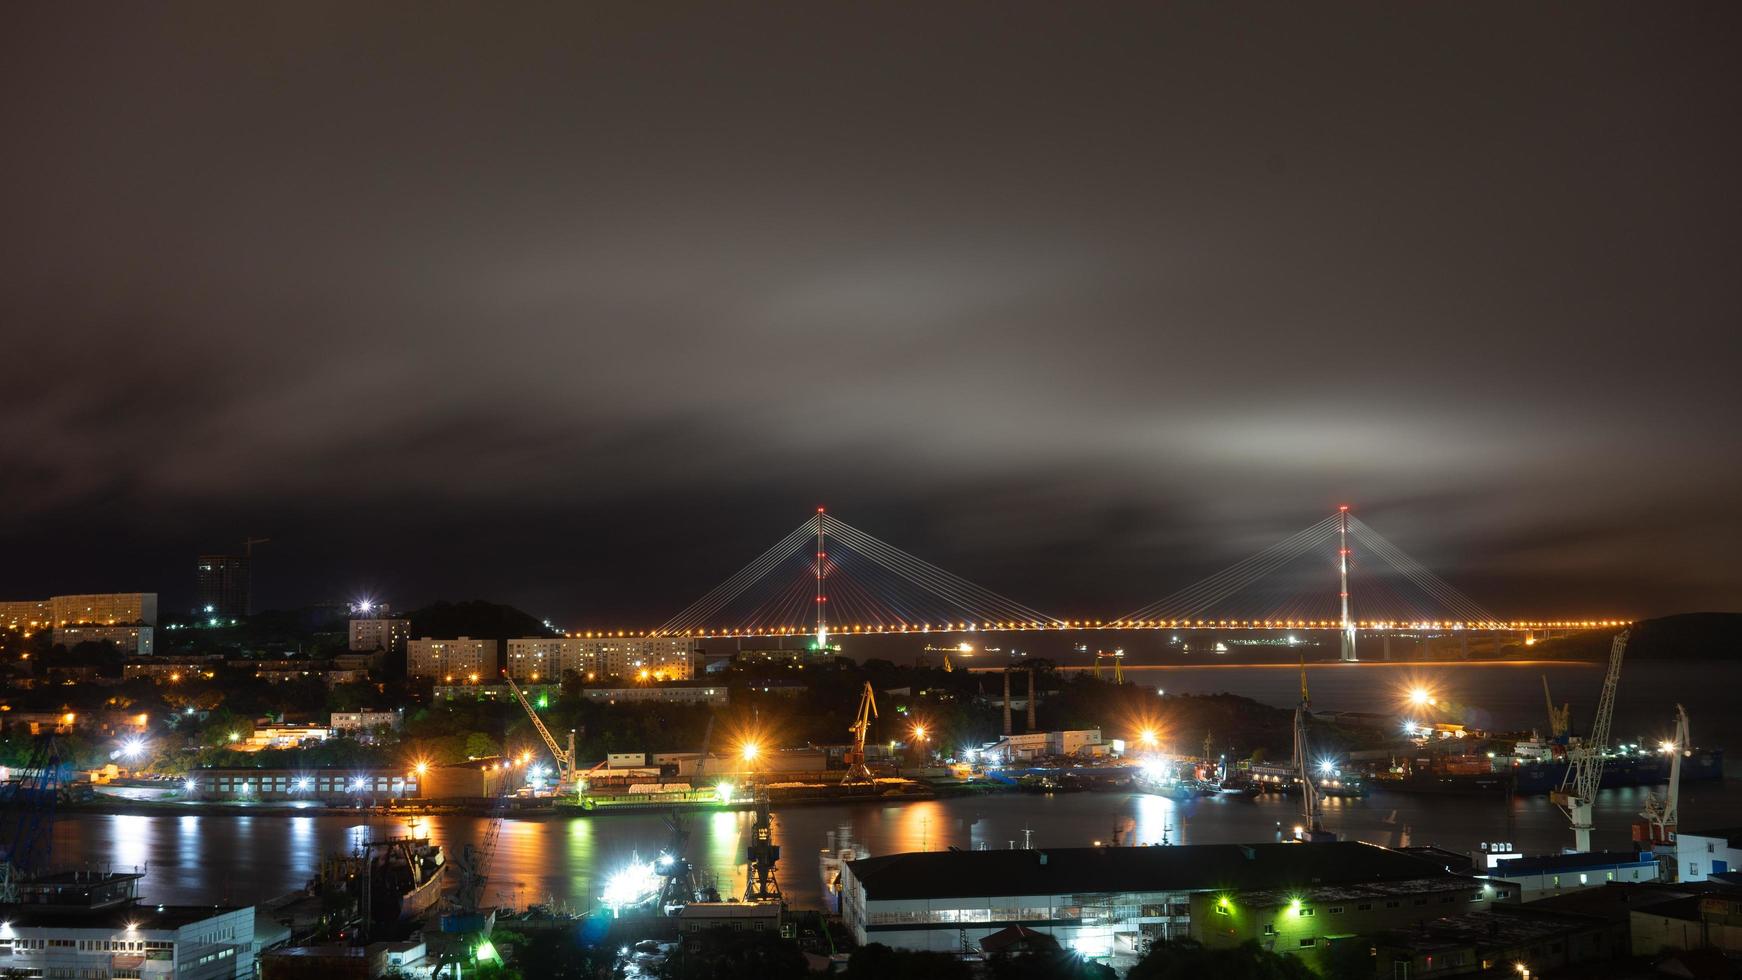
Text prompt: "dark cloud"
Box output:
[[2, 3, 1738, 622]]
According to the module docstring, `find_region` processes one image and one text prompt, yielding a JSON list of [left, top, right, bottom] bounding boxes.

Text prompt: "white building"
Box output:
[[0, 870, 254, 979], [1677, 828, 1742, 882], [509, 636, 697, 681], [349, 617, 410, 653], [406, 637, 499, 680], [53, 623, 154, 655], [1482, 850, 1661, 901]]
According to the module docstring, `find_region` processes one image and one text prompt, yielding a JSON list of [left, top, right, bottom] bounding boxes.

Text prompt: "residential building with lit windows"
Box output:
[[0, 870, 255, 979], [349, 617, 410, 653], [506, 637, 595, 682], [840, 843, 1493, 965], [50, 591, 158, 626], [2, 593, 157, 630], [506, 636, 698, 682], [53, 623, 154, 654], [0, 598, 49, 632], [406, 637, 499, 680]]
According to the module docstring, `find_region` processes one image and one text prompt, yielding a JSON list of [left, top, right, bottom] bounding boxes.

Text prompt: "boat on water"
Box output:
[[1243, 762, 1367, 798], [311, 834, 446, 926]]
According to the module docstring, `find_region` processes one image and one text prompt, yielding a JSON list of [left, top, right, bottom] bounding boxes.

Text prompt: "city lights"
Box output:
[[1408, 687, 1435, 707], [120, 737, 146, 760], [741, 740, 761, 762]]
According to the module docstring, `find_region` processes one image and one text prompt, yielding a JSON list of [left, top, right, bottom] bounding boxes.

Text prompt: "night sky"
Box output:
[[2, 4, 1738, 625]]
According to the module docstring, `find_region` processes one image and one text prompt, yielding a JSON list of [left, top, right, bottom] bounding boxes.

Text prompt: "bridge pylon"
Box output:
[[1338, 506, 1358, 662]]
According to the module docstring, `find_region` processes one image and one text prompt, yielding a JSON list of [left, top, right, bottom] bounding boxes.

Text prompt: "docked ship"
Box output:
[[312, 835, 446, 927], [362, 837, 446, 925], [1383, 741, 1724, 796]]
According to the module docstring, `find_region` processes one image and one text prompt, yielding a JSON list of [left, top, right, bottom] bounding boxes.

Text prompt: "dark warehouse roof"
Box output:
[[844, 841, 1445, 901]]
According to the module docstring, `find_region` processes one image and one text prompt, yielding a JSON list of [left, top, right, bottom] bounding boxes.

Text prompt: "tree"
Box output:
[[658, 927, 808, 980], [1126, 940, 1315, 980], [846, 943, 973, 980], [464, 732, 501, 759]]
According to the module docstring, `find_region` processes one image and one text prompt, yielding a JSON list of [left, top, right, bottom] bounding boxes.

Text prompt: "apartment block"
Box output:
[[406, 637, 499, 680]]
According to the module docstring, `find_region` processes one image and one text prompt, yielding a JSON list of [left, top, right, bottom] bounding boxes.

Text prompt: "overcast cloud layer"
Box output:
[[2, 3, 1738, 623]]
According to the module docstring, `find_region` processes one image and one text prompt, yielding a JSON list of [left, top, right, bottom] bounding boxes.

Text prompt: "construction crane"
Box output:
[[1552, 629, 1629, 853], [1636, 704, 1689, 848], [1542, 676, 1571, 740], [242, 536, 270, 558], [503, 674, 576, 794], [842, 682, 878, 785]]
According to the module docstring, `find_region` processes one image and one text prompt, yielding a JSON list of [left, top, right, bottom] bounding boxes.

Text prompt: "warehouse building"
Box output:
[[0, 870, 254, 979], [840, 842, 1490, 965]]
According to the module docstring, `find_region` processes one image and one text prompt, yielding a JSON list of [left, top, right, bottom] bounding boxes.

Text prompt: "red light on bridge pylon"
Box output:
[[1338, 505, 1350, 512], [817, 506, 826, 513]]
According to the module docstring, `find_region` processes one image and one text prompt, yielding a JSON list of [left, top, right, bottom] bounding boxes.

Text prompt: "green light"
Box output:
[[1289, 897, 1303, 915], [474, 939, 499, 962], [536, 694, 548, 709]]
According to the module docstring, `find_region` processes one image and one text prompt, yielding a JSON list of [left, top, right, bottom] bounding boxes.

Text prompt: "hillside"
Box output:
[[406, 600, 558, 641], [1525, 613, 1741, 661]]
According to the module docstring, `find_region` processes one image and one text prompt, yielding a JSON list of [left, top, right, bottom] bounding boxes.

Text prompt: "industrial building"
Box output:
[[1675, 827, 1742, 882], [419, 757, 526, 800], [840, 842, 1486, 963], [0, 870, 255, 979], [184, 768, 420, 802], [578, 682, 728, 705], [1481, 850, 1661, 901], [53, 623, 154, 654], [330, 710, 401, 733], [406, 636, 499, 679]]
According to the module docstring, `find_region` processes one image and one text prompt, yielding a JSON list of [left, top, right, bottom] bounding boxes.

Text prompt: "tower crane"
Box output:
[[1541, 675, 1571, 740], [1636, 704, 1688, 848], [504, 674, 576, 794], [1552, 629, 1629, 853], [842, 682, 878, 785]]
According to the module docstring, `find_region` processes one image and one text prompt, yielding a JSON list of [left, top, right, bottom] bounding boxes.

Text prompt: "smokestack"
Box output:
[[1002, 667, 1013, 736], [1026, 668, 1037, 731]]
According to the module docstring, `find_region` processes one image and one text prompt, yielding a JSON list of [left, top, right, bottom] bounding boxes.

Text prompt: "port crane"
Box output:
[[1293, 657, 1327, 841], [0, 736, 64, 902], [1552, 629, 1629, 853], [1542, 676, 1571, 740], [1637, 704, 1688, 847], [841, 682, 878, 785], [504, 674, 576, 794]]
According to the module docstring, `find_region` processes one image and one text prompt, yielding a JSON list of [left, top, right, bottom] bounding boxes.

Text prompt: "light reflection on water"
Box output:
[[50, 663, 1742, 913]]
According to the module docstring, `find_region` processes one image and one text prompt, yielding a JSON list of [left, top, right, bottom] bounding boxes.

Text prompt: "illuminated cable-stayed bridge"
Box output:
[[565, 508, 1626, 657]]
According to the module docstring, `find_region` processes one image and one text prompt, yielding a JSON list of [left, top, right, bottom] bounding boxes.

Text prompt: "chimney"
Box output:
[[1002, 667, 1013, 736], [1026, 668, 1037, 731]]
